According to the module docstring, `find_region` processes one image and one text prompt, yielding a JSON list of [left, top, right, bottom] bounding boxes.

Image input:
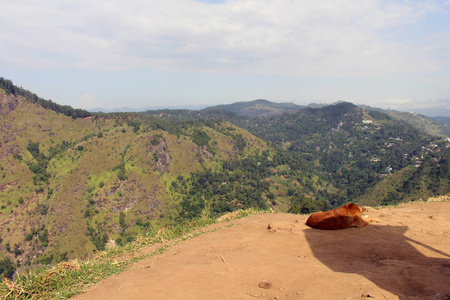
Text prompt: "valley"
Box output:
[[0, 77, 449, 281]]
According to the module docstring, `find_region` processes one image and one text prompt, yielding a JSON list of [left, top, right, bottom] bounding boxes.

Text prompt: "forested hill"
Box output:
[[146, 101, 450, 209], [231, 102, 450, 207], [383, 110, 450, 138], [202, 99, 303, 117], [144, 100, 450, 138], [0, 86, 274, 276], [0, 79, 449, 279]]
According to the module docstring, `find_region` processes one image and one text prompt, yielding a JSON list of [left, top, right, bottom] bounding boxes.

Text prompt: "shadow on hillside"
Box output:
[[304, 224, 450, 299]]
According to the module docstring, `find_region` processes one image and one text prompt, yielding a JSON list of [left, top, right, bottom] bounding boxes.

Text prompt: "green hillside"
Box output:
[[360, 104, 450, 138], [386, 110, 450, 138], [1, 79, 449, 279], [231, 102, 450, 207], [0, 87, 271, 274], [148, 101, 449, 212]]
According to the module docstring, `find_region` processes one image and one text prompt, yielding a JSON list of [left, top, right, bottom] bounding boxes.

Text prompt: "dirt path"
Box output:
[[73, 201, 450, 300]]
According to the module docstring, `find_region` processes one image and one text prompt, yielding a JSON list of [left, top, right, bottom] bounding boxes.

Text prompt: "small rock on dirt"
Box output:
[[259, 280, 272, 289]]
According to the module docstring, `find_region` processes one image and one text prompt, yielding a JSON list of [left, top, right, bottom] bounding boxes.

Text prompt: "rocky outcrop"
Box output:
[[146, 135, 172, 173], [0, 90, 21, 116]]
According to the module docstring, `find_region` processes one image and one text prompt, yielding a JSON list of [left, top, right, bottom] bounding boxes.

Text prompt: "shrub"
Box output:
[[0, 257, 14, 278]]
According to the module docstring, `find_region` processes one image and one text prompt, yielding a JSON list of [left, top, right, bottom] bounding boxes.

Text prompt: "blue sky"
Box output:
[[1, 0, 450, 115]]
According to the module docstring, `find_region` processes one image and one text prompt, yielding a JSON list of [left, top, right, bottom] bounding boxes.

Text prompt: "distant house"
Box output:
[[362, 120, 372, 124]]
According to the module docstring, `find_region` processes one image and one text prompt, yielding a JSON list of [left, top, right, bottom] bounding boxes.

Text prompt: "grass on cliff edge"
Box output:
[[0, 208, 264, 300]]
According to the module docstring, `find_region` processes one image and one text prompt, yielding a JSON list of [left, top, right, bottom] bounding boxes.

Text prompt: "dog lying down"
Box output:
[[306, 203, 374, 230]]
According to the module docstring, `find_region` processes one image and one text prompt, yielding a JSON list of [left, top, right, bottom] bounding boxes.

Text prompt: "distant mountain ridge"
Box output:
[[433, 116, 450, 125], [142, 100, 450, 138], [203, 99, 303, 117], [204, 100, 450, 137], [85, 96, 450, 137], [360, 105, 450, 138], [88, 104, 210, 113], [1, 77, 450, 278]]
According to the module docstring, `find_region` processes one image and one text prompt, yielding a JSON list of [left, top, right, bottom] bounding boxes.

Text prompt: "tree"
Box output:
[[0, 257, 15, 279], [192, 130, 210, 147], [119, 212, 127, 234]]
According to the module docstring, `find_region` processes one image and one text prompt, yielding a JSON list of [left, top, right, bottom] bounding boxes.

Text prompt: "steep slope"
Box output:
[[386, 110, 450, 138], [358, 104, 450, 138], [0, 88, 270, 268]]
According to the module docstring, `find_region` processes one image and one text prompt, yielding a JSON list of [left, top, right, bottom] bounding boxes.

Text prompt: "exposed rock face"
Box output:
[[0, 91, 20, 115], [195, 145, 212, 161], [94, 176, 163, 219], [146, 135, 172, 173], [0, 179, 19, 193]]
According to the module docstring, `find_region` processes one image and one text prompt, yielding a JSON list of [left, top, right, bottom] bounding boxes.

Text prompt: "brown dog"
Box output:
[[306, 203, 370, 230]]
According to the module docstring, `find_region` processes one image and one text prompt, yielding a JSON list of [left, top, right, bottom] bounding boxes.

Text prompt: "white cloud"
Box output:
[[0, 0, 448, 77]]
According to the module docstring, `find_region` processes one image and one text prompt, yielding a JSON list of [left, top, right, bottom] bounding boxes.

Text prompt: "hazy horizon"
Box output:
[[83, 99, 449, 118], [1, 0, 450, 116]]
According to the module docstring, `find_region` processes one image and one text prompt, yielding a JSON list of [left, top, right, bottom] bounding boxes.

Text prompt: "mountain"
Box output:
[[147, 100, 450, 139], [359, 105, 450, 138], [380, 110, 450, 138], [1, 78, 449, 278], [129, 101, 450, 210], [203, 99, 303, 117], [0, 86, 271, 270], [88, 104, 209, 113], [88, 106, 144, 113], [409, 106, 450, 117], [228, 102, 449, 206], [433, 116, 450, 125], [97, 99, 450, 138], [85, 97, 450, 138]]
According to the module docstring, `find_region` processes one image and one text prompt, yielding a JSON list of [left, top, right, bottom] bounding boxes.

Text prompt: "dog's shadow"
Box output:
[[304, 224, 450, 299]]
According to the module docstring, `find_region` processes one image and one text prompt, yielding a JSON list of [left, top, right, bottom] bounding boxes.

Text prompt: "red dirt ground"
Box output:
[[73, 201, 450, 300]]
